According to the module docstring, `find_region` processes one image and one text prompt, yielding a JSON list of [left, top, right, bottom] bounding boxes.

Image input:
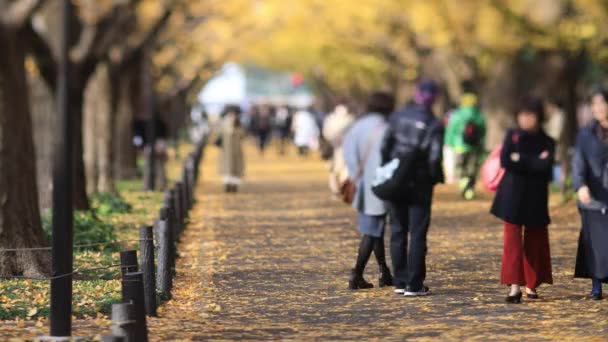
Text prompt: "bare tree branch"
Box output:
[[2, 0, 42, 28], [23, 21, 57, 92]]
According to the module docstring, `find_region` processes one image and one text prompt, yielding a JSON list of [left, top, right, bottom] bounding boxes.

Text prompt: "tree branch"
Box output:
[[2, 0, 42, 28], [24, 21, 57, 92], [116, 6, 175, 66]]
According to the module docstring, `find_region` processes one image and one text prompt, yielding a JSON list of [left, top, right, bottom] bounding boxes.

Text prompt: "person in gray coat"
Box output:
[[343, 92, 395, 289]]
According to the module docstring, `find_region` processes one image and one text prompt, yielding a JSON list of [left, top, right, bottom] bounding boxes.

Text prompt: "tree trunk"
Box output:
[[113, 65, 138, 180], [29, 72, 56, 211], [84, 62, 116, 194], [69, 81, 90, 210], [0, 24, 50, 277], [84, 75, 99, 194]]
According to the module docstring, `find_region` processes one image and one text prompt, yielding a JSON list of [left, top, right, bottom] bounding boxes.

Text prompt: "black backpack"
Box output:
[[371, 118, 428, 201], [463, 120, 482, 146]]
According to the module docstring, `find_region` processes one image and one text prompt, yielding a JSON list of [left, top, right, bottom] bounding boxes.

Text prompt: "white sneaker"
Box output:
[[404, 286, 430, 297]]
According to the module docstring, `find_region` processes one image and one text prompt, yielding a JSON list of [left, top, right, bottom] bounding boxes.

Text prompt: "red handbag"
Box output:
[[481, 144, 505, 192]]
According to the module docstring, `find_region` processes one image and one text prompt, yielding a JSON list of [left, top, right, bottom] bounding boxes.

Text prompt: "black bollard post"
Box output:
[[186, 156, 196, 207], [121, 272, 148, 342], [174, 183, 184, 233], [178, 180, 189, 220], [156, 208, 172, 298], [120, 250, 138, 277], [163, 190, 177, 270], [139, 226, 157, 317], [181, 168, 191, 210], [111, 302, 136, 341]]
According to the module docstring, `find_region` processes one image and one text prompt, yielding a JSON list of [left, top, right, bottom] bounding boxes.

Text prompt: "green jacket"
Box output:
[[445, 106, 486, 153]]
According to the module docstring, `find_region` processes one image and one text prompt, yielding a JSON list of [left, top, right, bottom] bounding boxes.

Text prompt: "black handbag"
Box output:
[[371, 152, 416, 201]]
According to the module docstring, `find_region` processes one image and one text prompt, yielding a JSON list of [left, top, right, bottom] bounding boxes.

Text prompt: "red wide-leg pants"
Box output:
[[501, 222, 553, 288]]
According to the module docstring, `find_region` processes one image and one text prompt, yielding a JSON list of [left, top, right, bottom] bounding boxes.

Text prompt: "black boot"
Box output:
[[378, 264, 394, 288], [348, 269, 374, 290], [349, 235, 374, 290], [373, 237, 393, 287]]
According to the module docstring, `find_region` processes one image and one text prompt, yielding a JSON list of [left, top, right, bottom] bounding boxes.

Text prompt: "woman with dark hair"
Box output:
[[490, 96, 555, 303], [218, 105, 245, 193], [342, 91, 395, 289], [572, 89, 608, 300]]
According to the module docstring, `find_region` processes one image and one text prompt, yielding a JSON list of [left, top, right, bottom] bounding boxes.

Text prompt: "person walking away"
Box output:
[[490, 96, 555, 303], [323, 104, 355, 197], [218, 105, 245, 193], [292, 107, 319, 157], [572, 89, 608, 300], [251, 105, 273, 156], [343, 92, 395, 289], [275, 106, 292, 155], [445, 93, 486, 200], [380, 80, 444, 296]]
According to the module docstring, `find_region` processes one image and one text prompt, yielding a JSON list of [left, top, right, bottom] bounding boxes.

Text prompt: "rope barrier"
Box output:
[[0, 263, 139, 281], [0, 239, 154, 253]]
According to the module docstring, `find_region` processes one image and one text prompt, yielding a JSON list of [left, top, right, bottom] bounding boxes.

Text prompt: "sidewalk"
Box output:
[[148, 142, 607, 341]]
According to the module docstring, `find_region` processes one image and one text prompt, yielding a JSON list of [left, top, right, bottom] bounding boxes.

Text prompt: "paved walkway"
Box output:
[[149, 142, 607, 341]]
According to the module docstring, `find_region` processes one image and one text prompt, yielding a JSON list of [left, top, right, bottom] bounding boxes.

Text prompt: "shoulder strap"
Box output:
[[354, 122, 386, 180]]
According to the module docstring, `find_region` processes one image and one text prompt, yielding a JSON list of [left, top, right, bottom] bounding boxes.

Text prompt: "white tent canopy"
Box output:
[[198, 62, 314, 115]]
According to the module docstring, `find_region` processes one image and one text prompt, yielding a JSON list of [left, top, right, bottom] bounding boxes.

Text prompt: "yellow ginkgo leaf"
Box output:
[[26, 307, 38, 317]]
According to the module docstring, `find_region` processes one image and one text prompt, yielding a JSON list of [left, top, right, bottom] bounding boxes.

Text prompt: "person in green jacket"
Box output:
[[445, 93, 486, 200]]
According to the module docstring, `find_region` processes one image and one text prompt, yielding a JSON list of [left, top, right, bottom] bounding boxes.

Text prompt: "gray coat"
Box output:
[[343, 113, 387, 216]]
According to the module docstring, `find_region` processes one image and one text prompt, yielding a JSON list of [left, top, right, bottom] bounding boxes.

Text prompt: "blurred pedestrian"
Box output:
[[572, 89, 608, 300], [251, 105, 274, 156], [490, 96, 554, 303], [274, 105, 293, 155], [292, 107, 319, 156], [343, 92, 395, 290], [445, 93, 486, 200], [217, 105, 245, 193], [323, 104, 355, 196], [380, 80, 444, 296]]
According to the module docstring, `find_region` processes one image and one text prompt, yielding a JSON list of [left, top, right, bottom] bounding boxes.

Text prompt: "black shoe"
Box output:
[[404, 285, 430, 297], [591, 292, 603, 300], [525, 288, 539, 299], [378, 265, 393, 288], [348, 270, 373, 290], [506, 291, 523, 304]]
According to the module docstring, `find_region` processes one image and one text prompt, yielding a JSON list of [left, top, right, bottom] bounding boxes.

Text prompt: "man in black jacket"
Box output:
[[380, 80, 444, 296]]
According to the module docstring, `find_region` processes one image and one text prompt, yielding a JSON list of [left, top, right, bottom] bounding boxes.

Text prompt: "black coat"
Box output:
[[572, 121, 608, 282], [380, 103, 444, 186], [572, 120, 608, 203], [490, 129, 555, 226]]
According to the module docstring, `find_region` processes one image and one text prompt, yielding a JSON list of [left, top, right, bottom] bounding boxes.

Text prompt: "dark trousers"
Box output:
[[457, 149, 482, 188], [258, 130, 271, 152], [388, 187, 433, 289]]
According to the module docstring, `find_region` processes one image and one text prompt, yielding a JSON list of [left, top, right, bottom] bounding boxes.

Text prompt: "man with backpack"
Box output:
[[445, 93, 486, 200], [379, 80, 444, 296]]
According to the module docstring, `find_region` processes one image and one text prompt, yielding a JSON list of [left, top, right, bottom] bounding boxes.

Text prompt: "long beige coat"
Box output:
[[218, 114, 245, 178]]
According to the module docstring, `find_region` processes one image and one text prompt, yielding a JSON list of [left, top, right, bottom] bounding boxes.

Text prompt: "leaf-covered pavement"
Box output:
[[1, 142, 605, 340], [149, 143, 607, 341]]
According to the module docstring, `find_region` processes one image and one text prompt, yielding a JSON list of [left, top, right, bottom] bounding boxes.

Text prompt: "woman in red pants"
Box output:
[[490, 97, 555, 303]]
